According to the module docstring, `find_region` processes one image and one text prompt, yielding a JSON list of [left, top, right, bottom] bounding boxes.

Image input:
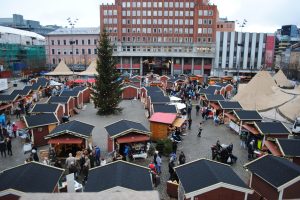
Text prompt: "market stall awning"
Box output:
[[264, 140, 282, 156], [242, 124, 260, 135], [48, 138, 83, 144], [224, 112, 238, 121], [210, 102, 221, 110], [116, 134, 150, 144], [173, 118, 186, 128]]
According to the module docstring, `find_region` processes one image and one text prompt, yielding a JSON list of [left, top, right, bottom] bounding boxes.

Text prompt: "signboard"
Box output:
[[0, 79, 8, 91]]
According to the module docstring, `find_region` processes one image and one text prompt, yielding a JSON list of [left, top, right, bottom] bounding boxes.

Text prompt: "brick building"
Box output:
[[100, 0, 219, 76]]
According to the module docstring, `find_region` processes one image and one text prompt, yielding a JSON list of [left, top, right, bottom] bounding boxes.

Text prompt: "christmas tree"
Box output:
[[92, 30, 122, 115]]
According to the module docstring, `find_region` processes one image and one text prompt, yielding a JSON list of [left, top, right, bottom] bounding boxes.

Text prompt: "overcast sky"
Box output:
[[1, 0, 299, 33]]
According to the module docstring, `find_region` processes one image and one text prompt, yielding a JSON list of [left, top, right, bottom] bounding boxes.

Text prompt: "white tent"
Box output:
[[233, 71, 293, 111], [278, 96, 300, 122], [273, 70, 294, 88], [46, 60, 74, 76], [78, 60, 98, 76]]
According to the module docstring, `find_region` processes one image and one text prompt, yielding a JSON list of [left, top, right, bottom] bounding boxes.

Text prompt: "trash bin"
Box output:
[[13, 83, 18, 87]]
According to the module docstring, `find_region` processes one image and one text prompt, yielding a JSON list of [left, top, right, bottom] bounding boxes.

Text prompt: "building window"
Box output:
[[51, 49, 55, 54], [52, 58, 55, 64], [94, 49, 97, 54], [94, 39, 97, 45], [57, 40, 60, 45], [76, 49, 79, 54], [51, 40, 54, 45], [63, 40, 66, 45], [199, 10, 203, 16], [122, 11, 126, 16], [88, 39, 91, 45], [88, 49, 91, 54], [198, 28, 202, 34], [75, 40, 78, 45], [82, 40, 84, 45], [82, 49, 85, 54]]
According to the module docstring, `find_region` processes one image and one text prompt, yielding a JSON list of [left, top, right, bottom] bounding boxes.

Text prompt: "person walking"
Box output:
[[197, 122, 203, 137], [65, 153, 76, 169], [156, 153, 162, 174], [178, 151, 186, 165], [195, 105, 200, 116], [188, 118, 192, 130], [240, 131, 247, 149], [6, 138, 12, 156], [0, 139, 6, 157], [95, 146, 101, 166], [172, 141, 177, 154], [168, 159, 175, 180]]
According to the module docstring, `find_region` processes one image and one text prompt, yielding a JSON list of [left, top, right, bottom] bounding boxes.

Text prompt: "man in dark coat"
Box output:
[[6, 138, 12, 156]]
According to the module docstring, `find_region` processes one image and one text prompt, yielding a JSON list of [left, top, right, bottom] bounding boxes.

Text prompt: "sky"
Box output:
[[1, 0, 299, 33]]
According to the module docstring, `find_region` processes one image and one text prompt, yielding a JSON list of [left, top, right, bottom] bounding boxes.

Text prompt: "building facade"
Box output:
[[100, 0, 219, 76], [46, 28, 100, 69], [213, 31, 275, 76], [0, 26, 46, 72], [216, 17, 235, 32]]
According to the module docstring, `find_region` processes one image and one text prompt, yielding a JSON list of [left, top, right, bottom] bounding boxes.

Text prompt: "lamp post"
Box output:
[[67, 17, 78, 79], [235, 19, 247, 90]]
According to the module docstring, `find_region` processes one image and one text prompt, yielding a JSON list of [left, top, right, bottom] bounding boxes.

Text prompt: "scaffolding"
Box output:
[[0, 43, 46, 72]]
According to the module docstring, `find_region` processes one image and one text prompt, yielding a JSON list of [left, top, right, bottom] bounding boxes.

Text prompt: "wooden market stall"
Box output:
[[277, 138, 300, 166], [73, 86, 91, 103], [218, 101, 243, 124], [23, 113, 60, 147], [229, 110, 263, 135], [44, 120, 94, 158], [121, 83, 140, 100], [175, 159, 253, 200], [30, 103, 64, 122], [60, 90, 83, 109], [253, 121, 290, 155], [244, 155, 300, 200], [149, 112, 177, 141], [47, 96, 75, 117], [105, 120, 151, 159]]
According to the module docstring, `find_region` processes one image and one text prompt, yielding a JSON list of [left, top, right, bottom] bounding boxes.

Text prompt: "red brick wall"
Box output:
[[283, 180, 300, 199], [33, 126, 50, 146], [251, 174, 279, 200], [192, 187, 245, 200], [122, 87, 138, 99]]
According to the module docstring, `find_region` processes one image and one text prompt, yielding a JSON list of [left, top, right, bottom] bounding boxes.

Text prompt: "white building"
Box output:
[[214, 31, 275, 76]]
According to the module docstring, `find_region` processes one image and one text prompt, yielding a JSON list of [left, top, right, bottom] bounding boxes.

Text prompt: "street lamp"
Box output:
[[235, 19, 247, 89], [67, 17, 78, 78]]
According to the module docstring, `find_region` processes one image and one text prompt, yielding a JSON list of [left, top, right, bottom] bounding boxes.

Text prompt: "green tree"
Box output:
[[92, 30, 122, 115]]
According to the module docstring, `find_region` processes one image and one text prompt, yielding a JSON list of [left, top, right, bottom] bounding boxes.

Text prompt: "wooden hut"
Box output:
[[84, 161, 152, 192], [73, 86, 91, 103], [121, 83, 140, 100], [149, 113, 177, 141], [0, 162, 64, 195], [230, 110, 263, 135], [254, 122, 290, 155], [218, 101, 243, 124], [244, 155, 300, 200], [23, 113, 59, 146], [277, 139, 300, 166], [105, 120, 151, 159], [60, 90, 83, 109], [175, 159, 253, 200], [47, 96, 75, 117], [44, 120, 94, 157], [30, 103, 64, 122], [151, 104, 177, 117]]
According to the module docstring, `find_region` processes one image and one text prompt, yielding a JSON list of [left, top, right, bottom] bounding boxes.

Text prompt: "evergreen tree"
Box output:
[[92, 30, 122, 115]]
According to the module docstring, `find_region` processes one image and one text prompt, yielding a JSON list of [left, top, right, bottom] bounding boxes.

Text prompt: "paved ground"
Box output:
[[0, 98, 250, 199]]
